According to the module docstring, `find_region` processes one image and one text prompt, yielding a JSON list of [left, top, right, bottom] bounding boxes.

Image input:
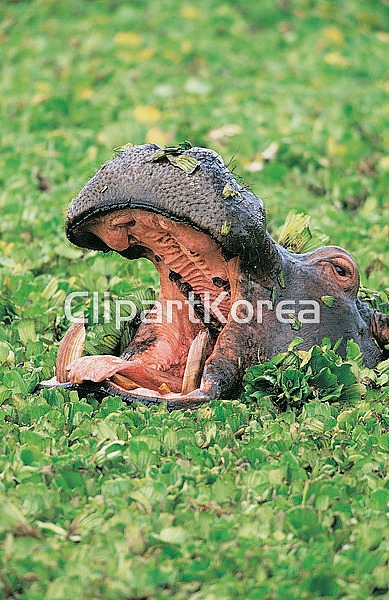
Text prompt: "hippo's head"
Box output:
[[45, 144, 388, 408]]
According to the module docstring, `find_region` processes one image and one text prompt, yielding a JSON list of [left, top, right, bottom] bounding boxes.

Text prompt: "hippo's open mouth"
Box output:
[[68, 207, 237, 400]]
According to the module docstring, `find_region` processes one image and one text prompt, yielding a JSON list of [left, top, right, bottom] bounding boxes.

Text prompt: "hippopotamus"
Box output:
[[40, 143, 388, 409]]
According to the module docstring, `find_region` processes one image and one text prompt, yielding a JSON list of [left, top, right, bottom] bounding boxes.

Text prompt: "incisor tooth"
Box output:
[[181, 329, 210, 396], [56, 322, 86, 383]]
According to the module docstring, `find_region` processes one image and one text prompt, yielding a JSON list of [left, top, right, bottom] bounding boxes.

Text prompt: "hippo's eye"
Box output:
[[335, 265, 346, 277], [328, 255, 359, 294], [330, 256, 355, 279]]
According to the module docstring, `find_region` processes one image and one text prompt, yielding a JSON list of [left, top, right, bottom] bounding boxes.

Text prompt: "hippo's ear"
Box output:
[[370, 310, 389, 349]]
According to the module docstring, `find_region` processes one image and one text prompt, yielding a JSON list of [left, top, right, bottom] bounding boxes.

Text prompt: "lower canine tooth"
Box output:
[[181, 329, 210, 396], [56, 322, 86, 383]]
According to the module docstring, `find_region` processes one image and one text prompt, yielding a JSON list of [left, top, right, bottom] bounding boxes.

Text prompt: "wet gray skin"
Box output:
[[42, 144, 389, 409]]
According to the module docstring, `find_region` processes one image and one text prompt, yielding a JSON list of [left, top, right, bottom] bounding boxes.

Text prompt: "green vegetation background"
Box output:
[[0, 0, 388, 598]]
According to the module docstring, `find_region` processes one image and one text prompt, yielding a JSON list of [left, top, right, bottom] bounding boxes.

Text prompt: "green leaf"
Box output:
[[147, 148, 166, 161], [157, 526, 187, 544], [277, 211, 329, 253], [147, 144, 198, 173], [220, 220, 232, 236], [0, 341, 14, 365], [346, 339, 364, 364], [320, 295, 335, 307], [285, 507, 323, 540], [112, 142, 133, 156], [166, 153, 199, 174], [311, 367, 339, 390], [288, 314, 302, 331], [222, 182, 242, 198], [17, 320, 37, 345], [0, 498, 35, 535], [277, 269, 286, 289], [94, 440, 127, 466], [287, 337, 304, 351]]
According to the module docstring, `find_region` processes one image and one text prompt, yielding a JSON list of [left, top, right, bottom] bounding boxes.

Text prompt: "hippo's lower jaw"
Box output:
[[38, 378, 212, 410]]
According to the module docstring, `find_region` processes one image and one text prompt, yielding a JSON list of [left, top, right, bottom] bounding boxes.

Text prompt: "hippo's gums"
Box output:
[[39, 143, 389, 409]]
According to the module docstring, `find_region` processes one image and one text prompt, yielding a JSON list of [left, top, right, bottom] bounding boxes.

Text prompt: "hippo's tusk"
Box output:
[[370, 310, 389, 349], [181, 329, 210, 396], [56, 322, 86, 383]]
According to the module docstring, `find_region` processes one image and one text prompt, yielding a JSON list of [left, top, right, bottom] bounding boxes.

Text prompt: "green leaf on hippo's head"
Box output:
[[178, 140, 192, 150], [166, 153, 199, 174], [277, 269, 286, 289], [222, 182, 242, 198], [288, 314, 302, 331], [220, 221, 232, 236], [320, 295, 335, 307], [147, 144, 198, 173], [147, 148, 166, 162], [112, 142, 133, 156], [270, 286, 278, 305]]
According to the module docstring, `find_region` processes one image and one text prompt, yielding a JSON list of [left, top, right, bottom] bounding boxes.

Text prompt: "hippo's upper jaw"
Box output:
[[66, 144, 279, 284], [41, 144, 388, 408]]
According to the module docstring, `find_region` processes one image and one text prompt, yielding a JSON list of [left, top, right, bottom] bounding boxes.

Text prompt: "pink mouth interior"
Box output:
[[83, 209, 236, 397]]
